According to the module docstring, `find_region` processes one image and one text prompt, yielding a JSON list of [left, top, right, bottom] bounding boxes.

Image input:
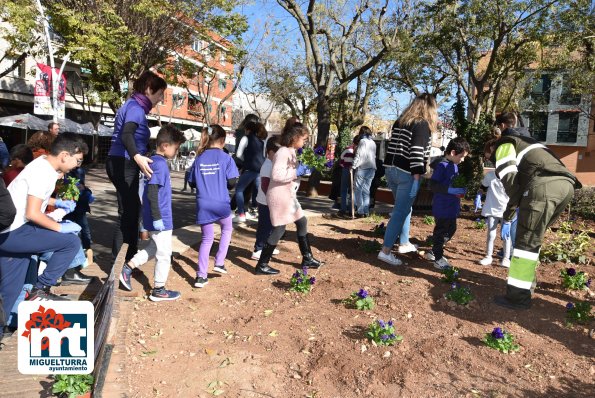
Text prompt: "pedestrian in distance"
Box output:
[[352, 126, 377, 218]]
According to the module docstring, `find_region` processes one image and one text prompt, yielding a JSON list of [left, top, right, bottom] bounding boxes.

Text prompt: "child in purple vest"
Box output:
[[188, 125, 239, 288], [119, 125, 186, 301], [425, 137, 470, 270]]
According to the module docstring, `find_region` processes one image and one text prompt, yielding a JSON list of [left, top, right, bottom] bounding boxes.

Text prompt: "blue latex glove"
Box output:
[[409, 179, 420, 199], [296, 163, 312, 177], [59, 220, 81, 234], [474, 194, 482, 211], [447, 187, 467, 196], [153, 219, 165, 231], [54, 199, 76, 213], [88, 194, 95, 204], [501, 222, 511, 240]]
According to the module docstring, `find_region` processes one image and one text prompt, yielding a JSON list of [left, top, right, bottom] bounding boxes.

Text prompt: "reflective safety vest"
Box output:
[[492, 135, 581, 220]]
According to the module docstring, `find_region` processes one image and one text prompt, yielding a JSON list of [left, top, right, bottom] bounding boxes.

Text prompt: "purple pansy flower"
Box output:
[[297, 148, 303, 155], [566, 302, 574, 310], [325, 160, 333, 168], [302, 267, 308, 275], [309, 277, 316, 284], [567, 268, 576, 276], [314, 146, 325, 156], [491, 327, 504, 339], [387, 320, 393, 327], [378, 320, 386, 328], [297, 277, 303, 284], [380, 334, 389, 341], [357, 289, 368, 299], [586, 279, 592, 288]]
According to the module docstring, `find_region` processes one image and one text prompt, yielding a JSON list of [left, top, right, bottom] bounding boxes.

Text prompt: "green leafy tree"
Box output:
[[422, 0, 578, 122]]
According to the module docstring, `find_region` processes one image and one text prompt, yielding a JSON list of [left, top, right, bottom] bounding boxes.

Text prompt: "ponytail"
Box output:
[[197, 124, 226, 155]]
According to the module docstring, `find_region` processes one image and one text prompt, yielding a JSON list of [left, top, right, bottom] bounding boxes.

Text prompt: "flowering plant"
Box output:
[[366, 319, 402, 346], [444, 282, 474, 305], [565, 302, 593, 325], [289, 267, 316, 293], [297, 146, 329, 172], [441, 265, 460, 284], [373, 222, 386, 237], [560, 268, 591, 290], [343, 289, 375, 310], [483, 327, 520, 353]]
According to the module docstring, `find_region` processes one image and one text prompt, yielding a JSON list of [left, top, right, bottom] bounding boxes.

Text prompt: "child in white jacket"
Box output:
[[476, 168, 512, 267]]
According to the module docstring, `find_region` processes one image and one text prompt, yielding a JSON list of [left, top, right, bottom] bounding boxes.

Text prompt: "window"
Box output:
[[557, 112, 579, 143], [221, 105, 227, 115], [2, 58, 26, 79], [218, 79, 227, 92], [559, 76, 581, 105], [191, 38, 203, 53], [64, 70, 83, 96], [530, 74, 551, 103], [219, 52, 226, 65], [526, 112, 548, 141]]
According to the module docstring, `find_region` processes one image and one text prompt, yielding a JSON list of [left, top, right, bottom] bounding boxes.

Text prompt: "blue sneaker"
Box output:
[[149, 287, 181, 302], [119, 264, 133, 291]]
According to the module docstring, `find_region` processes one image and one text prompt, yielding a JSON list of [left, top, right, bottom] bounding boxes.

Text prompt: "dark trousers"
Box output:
[[254, 204, 273, 252], [0, 223, 79, 317], [432, 217, 457, 261], [106, 156, 140, 261], [66, 212, 91, 250], [267, 216, 308, 245]]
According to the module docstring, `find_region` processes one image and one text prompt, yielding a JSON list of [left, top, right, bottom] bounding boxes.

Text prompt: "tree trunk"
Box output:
[[316, 90, 331, 147]]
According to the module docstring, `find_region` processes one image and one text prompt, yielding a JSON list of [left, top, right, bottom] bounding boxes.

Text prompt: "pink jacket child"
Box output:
[[267, 146, 303, 226]]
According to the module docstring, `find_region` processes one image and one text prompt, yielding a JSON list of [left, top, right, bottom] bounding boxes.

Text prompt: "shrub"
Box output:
[[360, 239, 382, 253], [474, 219, 486, 230], [570, 187, 595, 221], [441, 266, 460, 283], [540, 222, 592, 265], [52, 374, 94, 398]]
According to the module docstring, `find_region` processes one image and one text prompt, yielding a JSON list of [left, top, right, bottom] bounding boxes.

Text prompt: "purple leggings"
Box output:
[[197, 214, 233, 278]]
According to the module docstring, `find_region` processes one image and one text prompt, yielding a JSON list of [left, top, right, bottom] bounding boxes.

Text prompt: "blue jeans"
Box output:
[[340, 167, 352, 212], [254, 204, 273, 252], [5, 245, 86, 328], [383, 167, 416, 248], [354, 168, 375, 215], [235, 170, 261, 215]]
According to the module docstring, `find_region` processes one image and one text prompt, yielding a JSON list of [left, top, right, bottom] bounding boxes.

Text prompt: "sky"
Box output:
[[233, 0, 417, 122]]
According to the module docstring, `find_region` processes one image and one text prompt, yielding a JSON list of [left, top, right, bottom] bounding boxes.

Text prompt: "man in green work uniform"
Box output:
[[490, 115, 581, 310]]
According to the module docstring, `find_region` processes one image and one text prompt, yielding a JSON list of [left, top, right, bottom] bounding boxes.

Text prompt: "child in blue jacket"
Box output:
[[425, 137, 470, 270]]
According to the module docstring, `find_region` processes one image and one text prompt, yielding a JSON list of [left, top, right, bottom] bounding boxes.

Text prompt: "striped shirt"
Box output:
[[384, 120, 431, 175], [339, 145, 355, 168]]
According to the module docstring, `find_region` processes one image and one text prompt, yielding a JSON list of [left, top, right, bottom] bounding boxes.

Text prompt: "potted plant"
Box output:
[[52, 374, 94, 398]]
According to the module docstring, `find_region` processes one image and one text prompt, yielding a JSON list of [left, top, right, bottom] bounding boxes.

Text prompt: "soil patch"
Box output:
[[122, 213, 595, 398]]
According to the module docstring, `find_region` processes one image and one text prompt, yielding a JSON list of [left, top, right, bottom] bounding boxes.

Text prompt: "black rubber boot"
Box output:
[[255, 243, 280, 275], [297, 235, 324, 269], [494, 285, 532, 310]]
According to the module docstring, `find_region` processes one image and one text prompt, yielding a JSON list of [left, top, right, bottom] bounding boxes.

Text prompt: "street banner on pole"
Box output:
[[34, 63, 66, 119]]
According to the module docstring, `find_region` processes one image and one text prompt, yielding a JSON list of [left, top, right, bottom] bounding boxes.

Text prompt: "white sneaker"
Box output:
[[233, 214, 246, 223], [398, 243, 418, 254], [500, 258, 511, 268], [424, 251, 436, 261], [245, 212, 257, 220], [479, 256, 493, 266], [251, 248, 280, 260], [377, 251, 402, 266], [434, 257, 450, 270]]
